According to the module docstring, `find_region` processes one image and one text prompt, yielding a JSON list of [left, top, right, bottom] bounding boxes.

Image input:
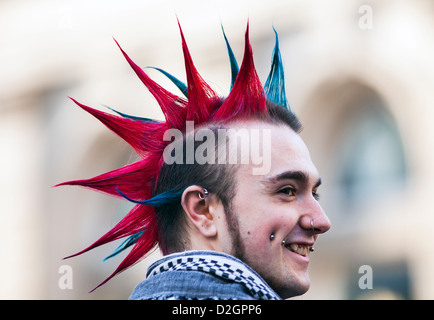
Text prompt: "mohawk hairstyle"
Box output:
[[56, 21, 294, 292]]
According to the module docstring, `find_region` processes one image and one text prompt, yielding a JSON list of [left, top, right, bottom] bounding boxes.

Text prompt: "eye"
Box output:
[[278, 186, 296, 197], [312, 191, 320, 201]]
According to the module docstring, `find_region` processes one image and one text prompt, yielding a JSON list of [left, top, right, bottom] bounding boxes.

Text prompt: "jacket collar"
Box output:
[[147, 250, 281, 300]]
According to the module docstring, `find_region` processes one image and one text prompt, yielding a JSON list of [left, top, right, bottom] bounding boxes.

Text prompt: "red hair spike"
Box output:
[[177, 20, 221, 124], [114, 38, 188, 129], [213, 22, 267, 121]]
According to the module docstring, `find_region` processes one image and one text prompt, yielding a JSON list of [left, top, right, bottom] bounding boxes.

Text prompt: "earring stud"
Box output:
[[198, 188, 208, 200]]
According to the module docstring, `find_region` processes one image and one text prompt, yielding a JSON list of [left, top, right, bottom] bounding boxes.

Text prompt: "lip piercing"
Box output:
[[198, 188, 208, 200], [281, 239, 314, 252]]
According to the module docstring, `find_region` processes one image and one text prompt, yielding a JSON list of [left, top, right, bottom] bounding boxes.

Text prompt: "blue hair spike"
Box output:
[[116, 188, 184, 207], [146, 67, 188, 98], [221, 25, 239, 90], [103, 105, 160, 123], [264, 27, 291, 111], [103, 231, 144, 261]]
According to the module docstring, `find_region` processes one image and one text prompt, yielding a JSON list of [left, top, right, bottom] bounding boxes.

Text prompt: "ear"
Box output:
[[181, 185, 217, 238]]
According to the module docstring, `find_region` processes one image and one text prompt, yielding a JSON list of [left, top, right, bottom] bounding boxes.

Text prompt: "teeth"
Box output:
[[288, 243, 311, 256]]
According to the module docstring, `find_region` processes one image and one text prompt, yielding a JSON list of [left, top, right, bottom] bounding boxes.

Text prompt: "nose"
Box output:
[[300, 201, 331, 235]]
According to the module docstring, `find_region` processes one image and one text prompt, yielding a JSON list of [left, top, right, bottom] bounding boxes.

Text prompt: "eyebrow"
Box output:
[[262, 170, 322, 189]]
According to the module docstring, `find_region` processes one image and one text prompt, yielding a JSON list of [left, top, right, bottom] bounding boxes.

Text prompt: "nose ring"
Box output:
[[310, 219, 315, 252]]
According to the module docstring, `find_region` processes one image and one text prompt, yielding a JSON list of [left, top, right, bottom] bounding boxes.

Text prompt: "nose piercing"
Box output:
[[310, 219, 315, 252], [198, 188, 208, 200]]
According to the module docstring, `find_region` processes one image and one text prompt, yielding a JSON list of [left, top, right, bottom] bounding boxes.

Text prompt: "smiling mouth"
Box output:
[[285, 243, 314, 257]]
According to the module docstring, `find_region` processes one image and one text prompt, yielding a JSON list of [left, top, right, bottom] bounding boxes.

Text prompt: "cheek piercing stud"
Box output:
[[281, 240, 286, 246], [270, 234, 275, 240]]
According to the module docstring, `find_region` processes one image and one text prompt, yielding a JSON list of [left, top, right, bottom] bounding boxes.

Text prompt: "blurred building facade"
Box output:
[[1, 0, 433, 299]]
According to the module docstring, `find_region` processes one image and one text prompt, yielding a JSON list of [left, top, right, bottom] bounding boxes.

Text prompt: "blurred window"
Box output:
[[336, 94, 407, 210]]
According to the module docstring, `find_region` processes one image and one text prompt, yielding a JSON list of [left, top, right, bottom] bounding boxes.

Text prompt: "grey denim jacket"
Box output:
[[129, 250, 281, 300]]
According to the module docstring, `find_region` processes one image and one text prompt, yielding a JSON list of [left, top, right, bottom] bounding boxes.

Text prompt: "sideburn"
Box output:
[[223, 202, 248, 263]]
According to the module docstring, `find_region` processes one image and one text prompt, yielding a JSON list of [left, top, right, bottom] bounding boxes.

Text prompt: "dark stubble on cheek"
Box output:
[[224, 203, 285, 297], [223, 203, 248, 263]]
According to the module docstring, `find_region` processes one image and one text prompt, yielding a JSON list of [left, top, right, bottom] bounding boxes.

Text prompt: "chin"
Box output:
[[273, 274, 311, 299]]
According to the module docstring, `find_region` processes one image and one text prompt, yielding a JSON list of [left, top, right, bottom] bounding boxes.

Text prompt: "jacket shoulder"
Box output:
[[129, 270, 255, 300]]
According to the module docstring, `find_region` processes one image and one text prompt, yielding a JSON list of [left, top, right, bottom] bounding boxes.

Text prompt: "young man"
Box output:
[[58, 22, 331, 300]]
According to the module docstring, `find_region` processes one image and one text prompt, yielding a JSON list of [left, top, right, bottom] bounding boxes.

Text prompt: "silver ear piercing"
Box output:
[[198, 188, 208, 200]]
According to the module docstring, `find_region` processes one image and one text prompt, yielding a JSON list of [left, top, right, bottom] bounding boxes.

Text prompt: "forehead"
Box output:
[[231, 121, 319, 182], [271, 126, 317, 174]]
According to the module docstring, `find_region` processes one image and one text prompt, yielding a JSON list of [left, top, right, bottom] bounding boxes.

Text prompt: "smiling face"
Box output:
[[225, 121, 331, 299]]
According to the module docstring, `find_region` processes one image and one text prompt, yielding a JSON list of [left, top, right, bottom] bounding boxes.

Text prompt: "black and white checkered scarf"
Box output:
[[146, 250, 281, 300]]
